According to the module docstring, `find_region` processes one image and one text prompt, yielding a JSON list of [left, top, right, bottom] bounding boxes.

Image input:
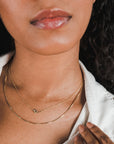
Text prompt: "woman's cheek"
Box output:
[[71, 4, 93, 40]]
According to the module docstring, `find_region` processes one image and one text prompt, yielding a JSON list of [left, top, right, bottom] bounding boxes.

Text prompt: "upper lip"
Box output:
[[30, 8, 72, 23]]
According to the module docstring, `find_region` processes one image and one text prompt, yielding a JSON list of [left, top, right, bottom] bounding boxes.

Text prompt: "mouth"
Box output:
[[30, 8, 72, 30]]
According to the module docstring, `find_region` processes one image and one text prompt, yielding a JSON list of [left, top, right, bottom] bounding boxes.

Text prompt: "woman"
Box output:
[[0, 0, 114, 144]]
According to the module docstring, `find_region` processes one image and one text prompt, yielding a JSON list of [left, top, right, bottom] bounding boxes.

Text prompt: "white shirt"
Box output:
[[0, 52, 114, 143]]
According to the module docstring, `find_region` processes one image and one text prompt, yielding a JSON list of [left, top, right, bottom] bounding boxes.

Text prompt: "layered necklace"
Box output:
[[2, 62, 83, 124]]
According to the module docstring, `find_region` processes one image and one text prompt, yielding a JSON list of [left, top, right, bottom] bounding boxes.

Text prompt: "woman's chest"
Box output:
[[0, 99, 80, 144], [0, 78, 81, 144], [0, 117, 76, 144]]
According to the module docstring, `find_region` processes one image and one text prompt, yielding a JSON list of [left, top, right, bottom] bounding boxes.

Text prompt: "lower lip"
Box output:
[[31, 16, 71, 30]]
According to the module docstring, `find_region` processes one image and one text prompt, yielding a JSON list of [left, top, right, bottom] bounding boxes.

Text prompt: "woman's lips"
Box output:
[[30, 8, 72, 30]]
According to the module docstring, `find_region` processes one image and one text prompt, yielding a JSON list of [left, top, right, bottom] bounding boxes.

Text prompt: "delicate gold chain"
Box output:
[[3, 72, 83, 125], [7, 62, 83, 114]]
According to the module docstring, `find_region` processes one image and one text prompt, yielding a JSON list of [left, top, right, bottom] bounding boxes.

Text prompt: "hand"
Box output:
[[74, 122, 114, 144]]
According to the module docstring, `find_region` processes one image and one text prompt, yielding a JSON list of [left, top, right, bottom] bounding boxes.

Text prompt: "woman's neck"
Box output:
[[7, 43, 83, 101]]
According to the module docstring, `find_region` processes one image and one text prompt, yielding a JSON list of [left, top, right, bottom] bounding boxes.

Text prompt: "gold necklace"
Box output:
[[7, 62, 83, 114], [3, 72, 83, 125]]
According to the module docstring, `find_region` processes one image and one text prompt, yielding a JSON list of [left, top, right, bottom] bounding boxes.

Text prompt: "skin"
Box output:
[[0, 0, 94, 98], [74, 122, 114, 144], [0, 0, 113, 143]]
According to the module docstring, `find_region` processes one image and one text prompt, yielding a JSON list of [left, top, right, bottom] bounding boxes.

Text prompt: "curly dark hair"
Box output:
[[0, 0, 114, 94], [80, 0, 114, 94]]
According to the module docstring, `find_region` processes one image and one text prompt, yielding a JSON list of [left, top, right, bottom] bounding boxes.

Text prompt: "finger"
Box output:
[[87, 122, 113, 144], [74, 134, 85, 144], [79, 125, 99, 144]]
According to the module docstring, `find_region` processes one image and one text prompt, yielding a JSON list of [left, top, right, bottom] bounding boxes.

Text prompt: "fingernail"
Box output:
[[79, 125, 85, 133], [86, 122, 94, 128]]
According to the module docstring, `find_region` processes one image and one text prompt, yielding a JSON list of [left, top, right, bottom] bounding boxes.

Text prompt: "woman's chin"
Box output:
[[26, 43, 76, 56]]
